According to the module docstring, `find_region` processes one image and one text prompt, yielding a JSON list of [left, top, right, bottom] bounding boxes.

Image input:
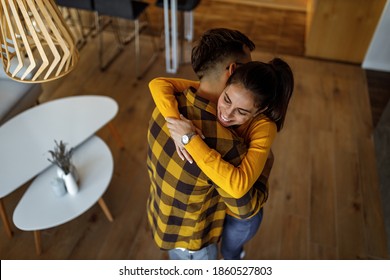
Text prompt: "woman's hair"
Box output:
[[191, 28, 255, 80], [226, 58, 294, 131]]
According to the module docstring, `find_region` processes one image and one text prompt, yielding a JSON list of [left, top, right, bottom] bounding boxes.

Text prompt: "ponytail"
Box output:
[[265, 58, 294, 131], [226, 58, 294, 131]]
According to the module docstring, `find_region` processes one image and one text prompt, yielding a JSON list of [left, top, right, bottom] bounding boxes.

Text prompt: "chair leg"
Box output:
[[60, 8, 87, 50], [95, 11, 158, 76], [97, 15, 126, 71], [182, 11, 194, 64], [134, 14, 159, 80], [184, 11, 194, 42], [74, 10, 89, 49], [179, 12, 185, 65], [96, 12, 103, 68]]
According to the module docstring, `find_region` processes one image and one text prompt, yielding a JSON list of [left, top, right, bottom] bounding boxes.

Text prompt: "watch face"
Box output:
[[182, 135, 189, 144]]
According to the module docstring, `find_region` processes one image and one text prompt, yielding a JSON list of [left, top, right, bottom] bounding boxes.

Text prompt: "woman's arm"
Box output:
[[149, 77, 201, 161], [166, 116, 277, 198], [148, 77, 200, 118]]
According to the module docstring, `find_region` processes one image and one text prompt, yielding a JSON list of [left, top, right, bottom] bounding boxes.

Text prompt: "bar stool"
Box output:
[[155, 0, 201, 64], [156, 0, 201, 38], [55, 0, 96, 49], [94, 0, 159, 78]]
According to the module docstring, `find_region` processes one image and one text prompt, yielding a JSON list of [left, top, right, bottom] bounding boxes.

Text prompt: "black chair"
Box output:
[[155, 0, 201, 63], [56, 0, 94, 10], [155, 0, 201, 12], [55, 0, 96, 49], [93, 0, 159, 78]]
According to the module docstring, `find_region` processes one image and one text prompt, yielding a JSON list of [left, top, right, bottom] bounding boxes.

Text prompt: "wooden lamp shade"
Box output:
[[0, 0, 79, 83]]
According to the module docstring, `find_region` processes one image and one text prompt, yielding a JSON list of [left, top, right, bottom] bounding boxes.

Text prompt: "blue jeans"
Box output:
[[168, 243, 218, 260], [221, 208, 264, 260]]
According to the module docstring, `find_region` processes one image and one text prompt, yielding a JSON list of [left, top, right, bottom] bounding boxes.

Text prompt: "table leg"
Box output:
[[184, 11, 194, 42], [108, 122, 125, 150], [98, 198, 114, 222], [164, 0, 178, 73], [34, 230, 42, 255], [0, 198, 13, 238]]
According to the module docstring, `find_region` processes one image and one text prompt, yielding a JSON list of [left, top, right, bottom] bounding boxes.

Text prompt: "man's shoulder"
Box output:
[[176, 88, 217, 115]]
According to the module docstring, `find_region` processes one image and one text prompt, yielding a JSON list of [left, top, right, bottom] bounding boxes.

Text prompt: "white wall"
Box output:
[[362, 0, 390, 72]]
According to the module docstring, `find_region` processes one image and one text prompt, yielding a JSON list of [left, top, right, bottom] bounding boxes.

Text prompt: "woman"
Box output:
[[149, 58, 294, 259]]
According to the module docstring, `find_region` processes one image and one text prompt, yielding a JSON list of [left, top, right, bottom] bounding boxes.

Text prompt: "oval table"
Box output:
[[0, 95, 119, 238], [13, 136, 114, 255]]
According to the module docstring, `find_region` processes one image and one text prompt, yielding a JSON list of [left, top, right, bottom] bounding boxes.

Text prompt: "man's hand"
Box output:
[[166, 114, 204, 163]]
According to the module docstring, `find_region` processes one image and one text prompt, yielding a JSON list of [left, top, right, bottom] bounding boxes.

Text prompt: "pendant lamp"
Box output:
[[0, 0, 79, 83]]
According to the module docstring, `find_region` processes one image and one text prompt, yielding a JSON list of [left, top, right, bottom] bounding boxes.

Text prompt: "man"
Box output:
[[146, 28, 271, 260]]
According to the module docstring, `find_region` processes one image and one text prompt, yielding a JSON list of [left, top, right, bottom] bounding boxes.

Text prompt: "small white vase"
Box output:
[[63, 173, 79, 195], [51, 177, 67, 197], [57, 164, 80, 184], [70, 164, 80, 184], [57, 167, 65, 179]]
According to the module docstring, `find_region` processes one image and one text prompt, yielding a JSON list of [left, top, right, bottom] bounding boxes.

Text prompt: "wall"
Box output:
[[212, 0, 308, 11], [305, 0, 386, 63], [363, 0, 390, 72]]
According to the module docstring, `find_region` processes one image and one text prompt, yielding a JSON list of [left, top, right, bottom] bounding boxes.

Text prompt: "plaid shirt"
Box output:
[[146, 87, 266, 251]]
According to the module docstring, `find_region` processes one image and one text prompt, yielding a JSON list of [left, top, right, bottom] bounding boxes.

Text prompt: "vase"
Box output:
[[57, 167, 65, 179], [70, 164, 80, 184], [63, 172, 79, 195], [57, 164, 80, 184], [50, 177, 67, 197]]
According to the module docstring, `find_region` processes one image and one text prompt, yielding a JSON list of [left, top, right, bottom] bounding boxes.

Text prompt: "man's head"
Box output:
[[191, 28, 255, 83]]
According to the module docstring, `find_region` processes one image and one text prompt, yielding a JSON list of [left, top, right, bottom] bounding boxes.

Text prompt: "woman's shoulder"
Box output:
[[237, 114, 277, 139], [244, 114, 276, 131]]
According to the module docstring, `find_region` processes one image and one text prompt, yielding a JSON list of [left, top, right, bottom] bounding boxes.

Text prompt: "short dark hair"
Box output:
[[191, 28, 255, 79]]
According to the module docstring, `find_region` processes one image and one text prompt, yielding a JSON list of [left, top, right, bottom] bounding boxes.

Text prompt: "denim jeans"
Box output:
[[221, 208, 264, 260], [168, 243, 218, 260]]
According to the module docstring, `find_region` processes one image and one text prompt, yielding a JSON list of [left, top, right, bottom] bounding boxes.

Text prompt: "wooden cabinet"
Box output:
[[305, 0, 386, 63]]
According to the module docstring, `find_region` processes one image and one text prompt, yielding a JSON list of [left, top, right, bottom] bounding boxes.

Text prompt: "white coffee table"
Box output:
[[0, 95, 118, 238], [13, 136, 114, 255]]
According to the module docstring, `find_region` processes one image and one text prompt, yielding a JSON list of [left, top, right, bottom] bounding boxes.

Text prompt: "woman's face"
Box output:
[[217, 83, 259, 127]]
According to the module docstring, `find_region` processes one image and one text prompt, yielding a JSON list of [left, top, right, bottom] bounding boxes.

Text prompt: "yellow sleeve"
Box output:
[[148, 77, 200, 118], [185, 119, 277, 199]]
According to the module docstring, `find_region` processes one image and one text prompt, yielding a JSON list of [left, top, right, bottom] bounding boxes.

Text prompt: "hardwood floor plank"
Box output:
[[331, 71, 367, 259], [246, 188, 285, 259], [280, 214, 309, 259], [310, 131, 337, 256]]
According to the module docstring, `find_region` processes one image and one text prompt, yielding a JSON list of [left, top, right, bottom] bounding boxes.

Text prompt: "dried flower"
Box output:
[[48, 140, 74, 175]]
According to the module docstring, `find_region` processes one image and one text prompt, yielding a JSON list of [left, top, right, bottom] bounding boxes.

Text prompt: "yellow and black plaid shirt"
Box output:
[[146, 88, 265, 251]]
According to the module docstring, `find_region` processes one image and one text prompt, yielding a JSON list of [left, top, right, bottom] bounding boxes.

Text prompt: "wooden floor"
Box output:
[[0, 1, 388, 260]]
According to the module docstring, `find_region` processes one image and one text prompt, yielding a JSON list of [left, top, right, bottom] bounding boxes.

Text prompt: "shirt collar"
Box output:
[[182, 87, 217, 116]]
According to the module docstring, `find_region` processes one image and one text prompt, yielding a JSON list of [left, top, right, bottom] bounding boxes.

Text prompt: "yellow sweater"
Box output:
[[149, 77, 277, 199]]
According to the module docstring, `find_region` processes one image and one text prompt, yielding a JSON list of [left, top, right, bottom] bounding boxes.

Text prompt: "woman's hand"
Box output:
[[165, 114, 204, 163]]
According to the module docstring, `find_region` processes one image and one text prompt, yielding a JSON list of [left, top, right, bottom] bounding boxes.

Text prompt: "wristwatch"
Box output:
[[181, 132, 196, 145]]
